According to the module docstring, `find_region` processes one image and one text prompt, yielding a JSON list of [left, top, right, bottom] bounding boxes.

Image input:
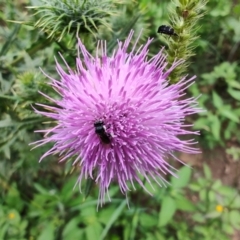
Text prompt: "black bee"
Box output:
[[157, 25, 178, 36], [94, 121, 111, 144]]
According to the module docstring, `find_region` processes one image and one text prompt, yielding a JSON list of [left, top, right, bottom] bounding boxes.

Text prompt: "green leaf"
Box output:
[[227, 88, 240, 101], [5, 183, 24, 211], [175, 196, 196, 212], [220, 108, 239, 122], [61, 177, 81, 205], [33, 183, 49, 194], [205, 211, 221, 219], [203, 164, 212, 179], [171, 166, 192, 188], [129, 208, 140, 240], [211, 179, 222, 190], [123, 220, 131, 240], [208, 191, 215, 202], [0, 119, 16, 128], [193, 117, 209, 131], [146, 233, 161, 240], [19, 220, 28, 233], [86, 222, 103, 240], [222, 224, 234, 235], [80, 207, 96, 224], [98, 207, 117, 225], [210, 1, 231, 17], [210, 115, 221, 140], [192, 213, 205, 223], [218, 186, 235, 197], [228, 80, 240, 89], [199, 189, 207, 201], [233, 4, 240, 15], [3, 146, 10, 159], [189, 183, 201, 191], [0, 223, 8, 239], [212, 91, 223, 109], [158, 196, 176, 227], [99, 200, 126, 240], [232, 195, 240, 208], [0, 24, 21, 56], [84, 177, 95, 200], [195, 226, 209, 237], [37, 223, 55, 240], [229, 210, 240, 228], [140, 212, 158, 228], [197, 178, 208, 187], [62, 219, 84, 240]]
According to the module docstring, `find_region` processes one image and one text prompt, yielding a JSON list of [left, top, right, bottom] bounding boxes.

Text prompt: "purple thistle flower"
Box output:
[[32, 30, 201, 206]]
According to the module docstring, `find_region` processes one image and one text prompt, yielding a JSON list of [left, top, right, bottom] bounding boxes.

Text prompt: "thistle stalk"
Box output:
[[163, 0, 208, 83]]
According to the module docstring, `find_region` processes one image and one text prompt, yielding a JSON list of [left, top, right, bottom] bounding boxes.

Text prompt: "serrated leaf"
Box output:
[[171, 166, 192, 188], [158, 196, 176, 227]]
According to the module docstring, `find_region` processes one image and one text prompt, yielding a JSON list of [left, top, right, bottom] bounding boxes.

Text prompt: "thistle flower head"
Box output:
[[28, 0, 123, 41], [32, 30, 201, 206]]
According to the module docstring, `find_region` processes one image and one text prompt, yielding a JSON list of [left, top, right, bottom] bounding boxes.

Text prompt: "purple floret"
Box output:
[[31, 30, 201, 206]]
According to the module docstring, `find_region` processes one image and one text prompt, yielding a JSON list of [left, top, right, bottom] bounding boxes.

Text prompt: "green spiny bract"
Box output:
[[12, 71, 54, 119], [98, 1, 150, 54], [27, 0, 124, 42]]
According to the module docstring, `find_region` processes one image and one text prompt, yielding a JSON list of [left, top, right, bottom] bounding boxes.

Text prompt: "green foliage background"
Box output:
[[1, 0, 240, 239]]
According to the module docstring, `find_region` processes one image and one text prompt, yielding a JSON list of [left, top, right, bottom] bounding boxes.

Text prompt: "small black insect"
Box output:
[[94, 121, 111, 144], [157, 25, 178, 36]]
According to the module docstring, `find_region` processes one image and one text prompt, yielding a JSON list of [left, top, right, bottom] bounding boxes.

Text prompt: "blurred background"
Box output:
[[0, 0, 240, 239]]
